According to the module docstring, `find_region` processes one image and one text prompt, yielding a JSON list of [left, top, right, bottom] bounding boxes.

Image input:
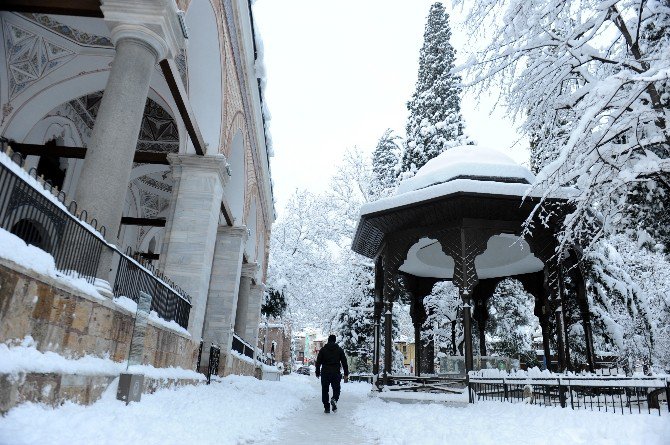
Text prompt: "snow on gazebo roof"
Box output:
[[360, 145, 573, 216], [397, 145, 536, 194]]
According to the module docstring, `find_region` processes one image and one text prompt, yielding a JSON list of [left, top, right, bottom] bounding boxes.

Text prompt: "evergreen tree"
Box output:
[[399, 2, 467, 179], [485, 279, 537, 362], [584, 234, 670, 373], [622, 12, 670, 251], [261, 287, 287, 318], [371, 129, 401, 198], [336, 257, 376, 373]]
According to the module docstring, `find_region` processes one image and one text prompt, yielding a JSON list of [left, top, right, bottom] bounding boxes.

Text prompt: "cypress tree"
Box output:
[[399, 2, 467, 178], [371, 129, 401, 197]]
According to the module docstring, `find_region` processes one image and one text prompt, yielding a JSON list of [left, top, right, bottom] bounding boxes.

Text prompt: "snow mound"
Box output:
[[397, 145, 536, 194]]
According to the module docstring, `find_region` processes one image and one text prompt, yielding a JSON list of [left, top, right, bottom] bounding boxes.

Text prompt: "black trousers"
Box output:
[[320, 372, 341, 406]]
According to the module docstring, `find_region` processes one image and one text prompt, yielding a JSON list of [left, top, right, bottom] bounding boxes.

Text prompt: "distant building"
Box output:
[[257, 319, 291, 371], [395, 340, 416, 373]]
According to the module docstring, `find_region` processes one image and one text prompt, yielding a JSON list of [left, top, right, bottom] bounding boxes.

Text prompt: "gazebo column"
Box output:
[[404, 274, 435, 376], [75, 0, 184, 280], [437, 228, 492, 374], [372, 258, 383, 377], [528, 233, 570, 372], [558, 265, 573, 371], [381, 263, 399, 385], [380, 238, 417, 385], [472, 279, 499, 358], [570, 252, 596, 372], [383, 294, 394, 384], [538, 301, 553, 370], [520, 271, 552, 370], [545, 259, 568, 372]]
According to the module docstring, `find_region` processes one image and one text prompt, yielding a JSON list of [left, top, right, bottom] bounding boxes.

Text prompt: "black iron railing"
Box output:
[[232, 334, 255, 359], [196, 340, 204, 372], [469, 374, 670, 416], [207, 343, 220, 384], [114, 248, 191, 329], [0, 149, 105, 283], [0, 144, 191, 329]]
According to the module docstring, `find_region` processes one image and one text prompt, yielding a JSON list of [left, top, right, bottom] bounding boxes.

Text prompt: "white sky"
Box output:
[[252, 0, 529, 215]]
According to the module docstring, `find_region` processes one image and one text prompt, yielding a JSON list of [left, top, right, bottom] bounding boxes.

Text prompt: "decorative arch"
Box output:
[[2, 70, 110, 141]]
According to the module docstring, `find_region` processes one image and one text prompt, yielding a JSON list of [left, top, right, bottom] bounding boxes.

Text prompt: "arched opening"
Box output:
[[10, 219, 47, 251], [472, 278, 539, 368]]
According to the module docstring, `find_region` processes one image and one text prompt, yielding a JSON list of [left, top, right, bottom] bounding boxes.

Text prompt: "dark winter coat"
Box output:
[[315, 341, 349, 376]]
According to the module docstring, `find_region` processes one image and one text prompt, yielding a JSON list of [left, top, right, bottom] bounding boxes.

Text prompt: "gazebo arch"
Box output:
[[352, 146, 595, 385]]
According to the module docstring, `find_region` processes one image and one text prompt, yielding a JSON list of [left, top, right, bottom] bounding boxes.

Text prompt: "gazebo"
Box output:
[[352, 146, 596, 385]]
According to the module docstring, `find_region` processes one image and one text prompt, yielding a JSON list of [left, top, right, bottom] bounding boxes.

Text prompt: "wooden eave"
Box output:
[[351, 190, 570, 259]]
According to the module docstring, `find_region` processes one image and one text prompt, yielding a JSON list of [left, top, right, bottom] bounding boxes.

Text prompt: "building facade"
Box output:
[[0, 0, 274, 374]]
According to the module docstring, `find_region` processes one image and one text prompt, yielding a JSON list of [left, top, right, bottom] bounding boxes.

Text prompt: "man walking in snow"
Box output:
[[315, 334, 349, 414]]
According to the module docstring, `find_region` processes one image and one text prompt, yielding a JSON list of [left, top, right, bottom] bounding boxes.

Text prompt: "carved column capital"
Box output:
[[435, 227, 494, 300], [102, 0, 186, 61], [241, 262, 259, 280], [218, 224, 249, 242]]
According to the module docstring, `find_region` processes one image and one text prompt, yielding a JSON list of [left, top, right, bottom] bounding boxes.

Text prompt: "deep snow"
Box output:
[[0, 373, 667, 445]]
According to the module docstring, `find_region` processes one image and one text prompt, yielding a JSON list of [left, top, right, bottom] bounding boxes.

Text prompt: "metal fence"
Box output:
[[207, 343, 220, 384], [469, 374, 670, 416], [0, 145, 191, 329], [230, 333, 276, 366], [232, 334, 255, 359], [114, 249, 191, 329], [0, 150, 105, 283]]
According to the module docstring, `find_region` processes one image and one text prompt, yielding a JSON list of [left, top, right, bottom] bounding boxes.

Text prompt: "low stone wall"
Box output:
[[0, 259, 199, 370], [222, 352, 256, 377], [0, 371, 202, 414]]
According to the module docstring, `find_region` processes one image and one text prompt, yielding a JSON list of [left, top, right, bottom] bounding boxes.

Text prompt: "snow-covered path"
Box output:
[[1, 372, 668, 445], [263, 377, 376, 445]]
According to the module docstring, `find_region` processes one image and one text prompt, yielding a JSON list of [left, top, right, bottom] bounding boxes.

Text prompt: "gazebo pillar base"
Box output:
[[462, 302, 474, 373]]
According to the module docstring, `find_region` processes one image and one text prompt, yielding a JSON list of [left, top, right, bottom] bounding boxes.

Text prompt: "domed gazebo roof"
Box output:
[[397, 145, 536, 194], [352, 145, 574, 279]]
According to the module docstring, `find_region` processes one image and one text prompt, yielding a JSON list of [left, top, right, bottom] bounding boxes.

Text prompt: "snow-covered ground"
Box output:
[[354, 396, 670, 445], [0, 375, 313, 445], [1, 373, 668, 445]]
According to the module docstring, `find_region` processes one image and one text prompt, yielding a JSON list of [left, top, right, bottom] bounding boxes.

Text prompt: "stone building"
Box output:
[[0, 0, 274, 378], [257, 320, 291, 371]]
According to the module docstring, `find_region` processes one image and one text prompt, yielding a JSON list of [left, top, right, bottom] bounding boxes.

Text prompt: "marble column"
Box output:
[[202, 225, 248, 355], [245, 282, 265, 350], [75, 0, 184, 280], [159, 154, 228, 338], [234, 262, 258, 342]]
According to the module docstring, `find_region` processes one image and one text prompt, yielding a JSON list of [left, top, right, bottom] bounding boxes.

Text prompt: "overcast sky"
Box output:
[[252, 0, 529, 215]]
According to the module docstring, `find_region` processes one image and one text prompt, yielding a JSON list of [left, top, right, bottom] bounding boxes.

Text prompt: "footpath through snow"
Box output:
[[1, 373, 669, 444], [261, 376, 375, 445]]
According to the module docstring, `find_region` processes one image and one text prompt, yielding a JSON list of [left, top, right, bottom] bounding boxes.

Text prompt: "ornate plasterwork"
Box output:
[[67, 91, 102, 130], [21, 14, 113, 48], [3, 20, 76, 99], [64, 92, 179, 153], [136, 100, 180, 153], [137, 185, 171, 218]]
